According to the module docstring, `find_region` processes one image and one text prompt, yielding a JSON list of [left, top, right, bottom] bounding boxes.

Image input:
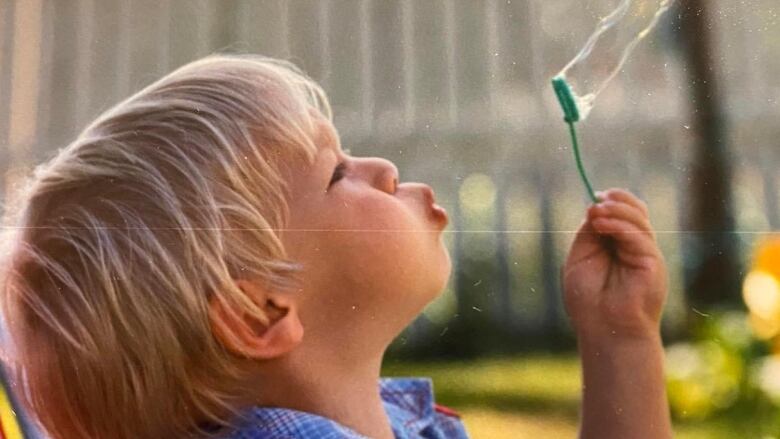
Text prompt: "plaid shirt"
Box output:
[[222, 378, 469, 439]]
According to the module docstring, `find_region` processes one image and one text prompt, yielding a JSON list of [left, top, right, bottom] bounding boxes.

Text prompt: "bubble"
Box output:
[[554, 0, 676, 121]]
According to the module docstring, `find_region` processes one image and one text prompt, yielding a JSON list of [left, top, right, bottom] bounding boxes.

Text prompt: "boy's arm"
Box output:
[[579, 333, 670, 438], [562, 188, 673, 439]]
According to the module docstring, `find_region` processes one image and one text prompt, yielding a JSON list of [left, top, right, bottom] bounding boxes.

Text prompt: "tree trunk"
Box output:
[[677, 0, 742, 308]]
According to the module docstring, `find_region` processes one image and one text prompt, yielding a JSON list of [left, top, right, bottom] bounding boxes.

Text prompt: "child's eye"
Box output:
[[328, 162, 347, 188]]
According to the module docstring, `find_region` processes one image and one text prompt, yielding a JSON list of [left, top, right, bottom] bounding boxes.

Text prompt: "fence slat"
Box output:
[[0, 0, 14, 150], [8, 0, 43, 151], [400, 0, 415, 132], [359, 0, 374, 132], [74, 0, 95, 129]]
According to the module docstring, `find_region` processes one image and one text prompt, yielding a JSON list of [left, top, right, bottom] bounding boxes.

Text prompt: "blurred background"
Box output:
[[1, 0, 779, 437]]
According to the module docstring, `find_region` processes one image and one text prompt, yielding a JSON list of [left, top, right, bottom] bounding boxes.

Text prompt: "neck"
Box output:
[[250, 345, 395, 439]]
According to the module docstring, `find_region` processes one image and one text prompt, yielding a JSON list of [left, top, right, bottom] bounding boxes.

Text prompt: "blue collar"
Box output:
[[380, 378, 436, 439], [222, 378, 441, 439]]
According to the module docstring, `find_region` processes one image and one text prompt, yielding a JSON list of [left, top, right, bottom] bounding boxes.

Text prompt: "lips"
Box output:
[[421, 185, 449, 226]]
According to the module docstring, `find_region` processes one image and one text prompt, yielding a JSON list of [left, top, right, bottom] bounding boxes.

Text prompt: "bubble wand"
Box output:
[[551, 0, 676, 204], [552, 77, 598, 203]]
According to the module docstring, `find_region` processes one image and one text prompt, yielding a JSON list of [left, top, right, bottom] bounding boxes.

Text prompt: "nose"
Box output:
[[357, 157, 399, 194]]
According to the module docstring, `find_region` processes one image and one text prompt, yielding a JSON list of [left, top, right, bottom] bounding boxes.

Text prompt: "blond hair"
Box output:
[[0, 54, 331, 438]]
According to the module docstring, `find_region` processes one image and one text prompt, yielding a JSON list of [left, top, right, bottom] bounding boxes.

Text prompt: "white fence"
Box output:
[[1, 0, 778, 339]]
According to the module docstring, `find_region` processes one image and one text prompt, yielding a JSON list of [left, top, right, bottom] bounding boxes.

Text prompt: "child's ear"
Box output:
[[208, 279, 303, 359]]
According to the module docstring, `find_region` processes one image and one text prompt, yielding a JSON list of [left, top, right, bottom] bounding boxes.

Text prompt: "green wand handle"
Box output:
[[552, 77, 600, 204]]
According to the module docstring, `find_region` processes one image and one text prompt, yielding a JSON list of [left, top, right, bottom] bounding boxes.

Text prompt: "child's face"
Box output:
[[280, 117, 451, 348]]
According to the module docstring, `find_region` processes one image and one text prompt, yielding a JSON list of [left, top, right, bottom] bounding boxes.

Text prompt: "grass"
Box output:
[[382, 355, 746, 439]]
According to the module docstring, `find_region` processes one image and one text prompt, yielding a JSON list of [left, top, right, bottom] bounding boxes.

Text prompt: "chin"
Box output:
[[427, 245, 453, 301], [379, 250, 452, 344], [439, 246, 453, 286], [440, 236, 453, 275]]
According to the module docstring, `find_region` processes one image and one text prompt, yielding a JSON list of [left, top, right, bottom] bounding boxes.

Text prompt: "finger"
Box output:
[[589, 201, 654, 238], [566, 217, 603, 266], [596, 188, 649, 217], [591, 216, 658, 260]]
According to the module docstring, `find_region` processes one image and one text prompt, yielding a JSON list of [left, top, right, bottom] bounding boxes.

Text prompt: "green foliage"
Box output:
[[383, 353, 775, 438], [666, 311, 780, 437]]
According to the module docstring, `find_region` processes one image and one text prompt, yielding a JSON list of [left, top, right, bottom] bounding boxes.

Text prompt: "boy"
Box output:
[[0, 55, 671, 438]]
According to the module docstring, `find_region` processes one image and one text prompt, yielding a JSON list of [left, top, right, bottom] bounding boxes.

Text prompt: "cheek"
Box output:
[[287, 193, 418, 279], [289, 191, 449, 316], [330, 230, 438, 320], [330, 205, 418, 282], [328, 197, 448, 303]]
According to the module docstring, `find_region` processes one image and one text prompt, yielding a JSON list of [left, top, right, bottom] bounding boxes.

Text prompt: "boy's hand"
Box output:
[[563, 189, 673, 439], [562, 188, 667, 342]]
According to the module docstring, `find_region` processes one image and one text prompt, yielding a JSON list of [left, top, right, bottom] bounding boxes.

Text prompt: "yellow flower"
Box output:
[[757, 355, 780, 402], [743, 236, 780, 339], [755, 236, 780, 280]]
